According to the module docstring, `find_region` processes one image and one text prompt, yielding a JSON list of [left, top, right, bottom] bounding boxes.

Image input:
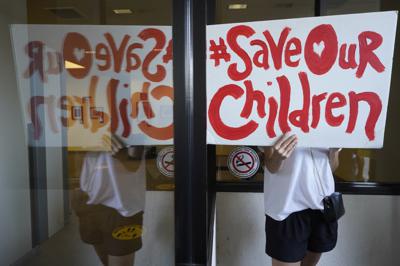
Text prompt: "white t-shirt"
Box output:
[[80, 151, 146, 217], [263, 148, 335, 221]]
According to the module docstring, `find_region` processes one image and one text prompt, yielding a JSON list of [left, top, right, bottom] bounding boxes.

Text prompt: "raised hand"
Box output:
[[102, 134, 125, 156], [270, 133, 298, 161], [265, 133, 298, 173]]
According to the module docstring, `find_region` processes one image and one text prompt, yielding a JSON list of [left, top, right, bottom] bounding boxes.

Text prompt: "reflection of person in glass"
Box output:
[[72, 135, 145, 266], [262, 133, 341, 266]]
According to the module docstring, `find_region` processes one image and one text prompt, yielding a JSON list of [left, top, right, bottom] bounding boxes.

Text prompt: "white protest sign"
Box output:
[[11, 25, 173, 148], [206, 11, 398, 148]]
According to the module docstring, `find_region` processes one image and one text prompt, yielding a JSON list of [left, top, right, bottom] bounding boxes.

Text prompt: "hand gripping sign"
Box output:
[[206, 11, 398, 148]]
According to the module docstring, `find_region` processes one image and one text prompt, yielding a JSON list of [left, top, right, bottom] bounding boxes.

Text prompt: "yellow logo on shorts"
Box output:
[[112, 224, 143, 240]]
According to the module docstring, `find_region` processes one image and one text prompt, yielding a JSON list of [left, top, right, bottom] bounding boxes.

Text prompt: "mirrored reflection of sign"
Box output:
[[11, 25, 173, 148], [156, 146, 174, 178], [206, 12, 398, 148], [90, 107, 105, 124], [227, 147, 260, 179], [71, 106, 83, 123]]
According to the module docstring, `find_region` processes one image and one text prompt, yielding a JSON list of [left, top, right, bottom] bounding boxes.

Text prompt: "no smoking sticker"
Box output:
[[157, 146, 174, 178], [227, 147, 260, 179]]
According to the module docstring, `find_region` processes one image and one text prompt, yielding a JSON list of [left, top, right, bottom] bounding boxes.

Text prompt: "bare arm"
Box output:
[[264, 134, 298, 173], [328, 148, 342, 172]]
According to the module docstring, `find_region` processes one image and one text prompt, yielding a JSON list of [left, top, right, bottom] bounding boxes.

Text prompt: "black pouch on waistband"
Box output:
[[322, 192, 345, 223]]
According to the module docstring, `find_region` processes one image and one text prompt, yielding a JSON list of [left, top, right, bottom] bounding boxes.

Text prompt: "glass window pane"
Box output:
[[1, 0, 174, 265], [215, 0, 315, 183], [325, 0, 400, 183], [216, 0, 314, 23], [326, 0, 380, 15]]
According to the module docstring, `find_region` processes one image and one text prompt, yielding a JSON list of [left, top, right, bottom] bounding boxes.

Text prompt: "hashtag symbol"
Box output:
[[209, 38, 231, 67]]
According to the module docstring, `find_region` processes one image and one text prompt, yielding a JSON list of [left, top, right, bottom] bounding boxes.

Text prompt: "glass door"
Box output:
[[1, 0, 176, 265]]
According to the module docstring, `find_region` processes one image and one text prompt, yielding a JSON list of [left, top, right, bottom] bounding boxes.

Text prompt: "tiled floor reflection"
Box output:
[[14, 214, 99, 266]]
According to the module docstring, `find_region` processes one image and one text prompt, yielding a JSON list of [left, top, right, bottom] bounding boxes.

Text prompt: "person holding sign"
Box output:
[[72, 135, 146, 266], [263, 133, 341, 266]]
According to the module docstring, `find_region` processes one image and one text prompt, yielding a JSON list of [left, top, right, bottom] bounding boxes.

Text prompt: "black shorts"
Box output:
[[265, 209, 338, 263], [72, 190, 143, 256]]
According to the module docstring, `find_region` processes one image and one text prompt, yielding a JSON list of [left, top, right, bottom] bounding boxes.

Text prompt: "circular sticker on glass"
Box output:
[[227, 147, 260, 179], [156, 146, 174, 178]]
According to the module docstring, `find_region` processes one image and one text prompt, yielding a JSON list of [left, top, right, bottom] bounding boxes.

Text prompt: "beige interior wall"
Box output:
[[0, 0, 32, 264]]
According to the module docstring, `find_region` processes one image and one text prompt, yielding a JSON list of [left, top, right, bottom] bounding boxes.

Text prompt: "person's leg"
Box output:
[[300, 251, 321, 266], [272, 258, 300, 266], [94, 244, 108, 266], [265, 211, 311, 265], [108, 253, 135, 266], [306, 211, 338, 266]]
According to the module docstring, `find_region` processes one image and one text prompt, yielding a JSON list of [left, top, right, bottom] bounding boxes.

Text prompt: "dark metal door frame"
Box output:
[[173, 0, 216, 265]]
